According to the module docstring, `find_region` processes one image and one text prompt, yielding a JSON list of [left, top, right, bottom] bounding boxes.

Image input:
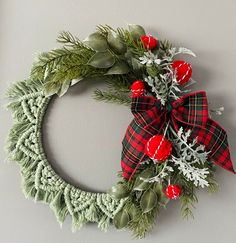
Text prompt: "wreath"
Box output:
[[6, 24, 235, 238]]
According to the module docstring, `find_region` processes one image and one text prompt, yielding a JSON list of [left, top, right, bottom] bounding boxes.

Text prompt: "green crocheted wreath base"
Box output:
[[6, 79, 125, 231]]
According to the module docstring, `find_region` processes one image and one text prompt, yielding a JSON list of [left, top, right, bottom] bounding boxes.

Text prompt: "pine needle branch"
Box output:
[[96, 25, 115, 37], [128, 205, 160, 239], [206, 167, 219, 194], [180, 193, 198, 219], [93, 89, 131, 105], [105, 77, 131, 93], [57, 31, 84, 47], [30, 47, 89, 80], [159, 40, 172, 52], [177, 175, 198, 219]]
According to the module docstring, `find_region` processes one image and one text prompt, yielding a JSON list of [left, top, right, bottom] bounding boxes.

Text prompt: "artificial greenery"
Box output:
[[93, 89, 131, 105], [109, 157, 218, 238], [109, 163, 165, 238], [7, 24, 226, 239], [108, 122, 219, 238], [30, 24, 174, 104]]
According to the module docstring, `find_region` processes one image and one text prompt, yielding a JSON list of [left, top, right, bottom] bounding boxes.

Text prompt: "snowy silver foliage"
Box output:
[[168, 47, 196, 58], [140, 46, 197, 104], [171, 156, 209, 188], [139, 51, 161, 66], [210, 106, 224, 116], [175, 127, 208, 164], [144, 66, 192, 103], [171, 127, 210, 188], [144, 75, 169, 105]]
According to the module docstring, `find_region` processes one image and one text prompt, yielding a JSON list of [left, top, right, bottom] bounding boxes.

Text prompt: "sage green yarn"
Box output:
[[6, 79, 125, 231]]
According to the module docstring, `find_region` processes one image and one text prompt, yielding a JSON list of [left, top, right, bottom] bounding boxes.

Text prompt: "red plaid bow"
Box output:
[[121, 91, 235, 180]]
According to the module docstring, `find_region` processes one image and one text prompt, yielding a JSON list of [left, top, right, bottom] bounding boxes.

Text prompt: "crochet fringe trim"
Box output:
[[6, 79, 125, 231]]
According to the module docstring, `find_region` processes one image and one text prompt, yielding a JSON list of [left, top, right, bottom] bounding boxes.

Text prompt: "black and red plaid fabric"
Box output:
[[121, 91, 235, 180], [121, 97, 166, 179]]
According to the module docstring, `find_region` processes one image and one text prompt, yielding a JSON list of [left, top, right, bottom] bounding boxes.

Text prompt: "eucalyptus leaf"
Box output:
[[88, 51, 115, 68], [129, 204, 138, 220], [106, 62, 130, 75], [107, 31, 127, 54], [57, 79, 71, 97], [140, 167, 154, 178], [130, 57, 143, 70], [113, 209, 130, 229], [43, 81, 61, 97], [154, 183, 164, 195], [133, 179, 149, 191], [84, 32, 108, 52], [128, 24, 145, 40], [140, 189, 157, 213], [133, 168, 153, 191], [71, 77, 83, 86], [154, 183, 169, 206], [108, 183, 129, 199], [135, 190, 143, 200]]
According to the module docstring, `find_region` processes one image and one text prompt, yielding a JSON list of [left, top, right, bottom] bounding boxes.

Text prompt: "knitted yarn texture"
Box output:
[[6, 79, 125, 231]]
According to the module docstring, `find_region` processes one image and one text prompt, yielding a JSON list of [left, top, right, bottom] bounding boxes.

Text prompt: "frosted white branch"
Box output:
[[139, 51, 161, 67], [170, 127, 210, 188]]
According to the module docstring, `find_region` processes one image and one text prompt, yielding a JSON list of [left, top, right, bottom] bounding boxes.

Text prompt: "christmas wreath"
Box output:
[[6, 24, 235, 238]]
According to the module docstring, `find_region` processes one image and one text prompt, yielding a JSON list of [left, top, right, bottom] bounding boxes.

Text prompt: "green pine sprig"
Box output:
[[180, 193, 198, 219], [31, 46, 95, 81], [159, 40, 172, 52], [57, 31, 83, 46], [105, 76, 131, 93], [93, 89, 131, 106]]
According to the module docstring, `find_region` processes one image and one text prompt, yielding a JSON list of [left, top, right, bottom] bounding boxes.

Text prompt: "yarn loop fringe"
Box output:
[[6, 79, 125, 231]]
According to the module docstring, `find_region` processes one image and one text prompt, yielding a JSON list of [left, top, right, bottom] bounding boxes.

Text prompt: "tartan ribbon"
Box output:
[[121, 91, 235, 180]]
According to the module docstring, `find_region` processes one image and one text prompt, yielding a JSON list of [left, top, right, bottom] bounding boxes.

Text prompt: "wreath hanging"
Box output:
[[6, 24, 235, 238]]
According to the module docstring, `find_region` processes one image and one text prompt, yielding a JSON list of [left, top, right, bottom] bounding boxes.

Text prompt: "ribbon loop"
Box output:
[[171, 91, 208, 128]]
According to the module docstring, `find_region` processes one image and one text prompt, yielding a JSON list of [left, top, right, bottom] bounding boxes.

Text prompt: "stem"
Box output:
[[163, 120, 170, 136], [142, 163, 167, 183]]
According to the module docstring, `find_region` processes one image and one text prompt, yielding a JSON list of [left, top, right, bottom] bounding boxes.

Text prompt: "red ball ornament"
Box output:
[[172, 60, 192, 85], [165, 184, 182, 200], [140, 35, 158, 50], [145, 135, 172, 162], [131, 80, 145, 97]]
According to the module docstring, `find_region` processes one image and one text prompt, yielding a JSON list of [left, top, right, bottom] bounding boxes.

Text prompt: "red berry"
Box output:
[[131, 80, 145, 97], [172, 60, 192, 85], [140, 35, 158, 50], [145, 135, 172, 162], [165, 184, 182, 199]]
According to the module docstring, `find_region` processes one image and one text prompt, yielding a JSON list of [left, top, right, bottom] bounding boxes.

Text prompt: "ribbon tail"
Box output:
[[190, 118, 235, 174], [128, 154, 146, 182]]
